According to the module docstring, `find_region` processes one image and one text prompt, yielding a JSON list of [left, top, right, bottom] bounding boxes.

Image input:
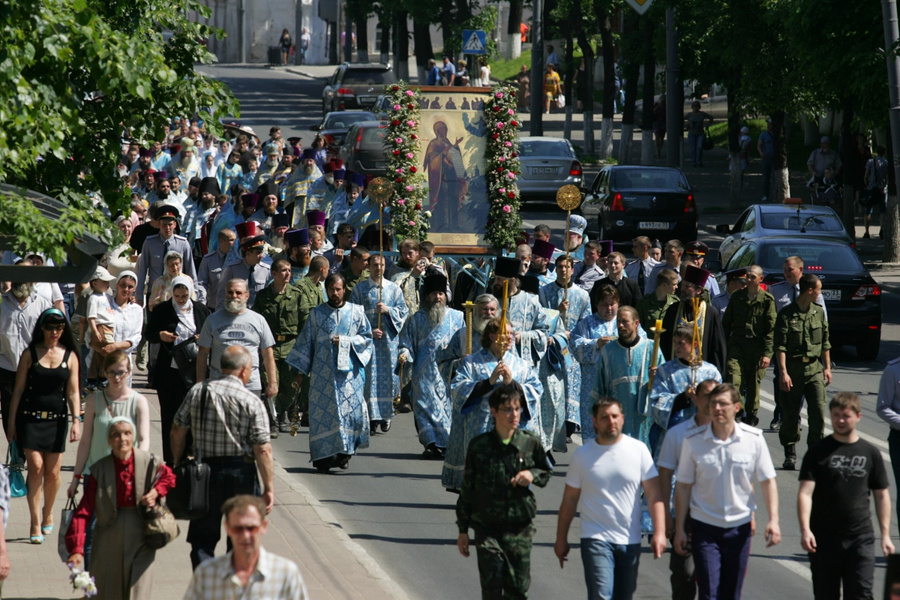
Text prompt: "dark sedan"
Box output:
[[715, 203, 854, 264], [337, 120, 388, 177], [310, 111, 376, 153], [709, 238, 881, 360], [581, 166, 698, 244]]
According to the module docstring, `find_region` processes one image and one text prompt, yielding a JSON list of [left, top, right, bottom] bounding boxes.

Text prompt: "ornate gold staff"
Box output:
[[497, 279, 510, 364], [689, 296, 703, 392], [647, 318, 666, 392], [556, 184, 582, 324], [463, 301, 475, 355], [367, 176, 393, 331]]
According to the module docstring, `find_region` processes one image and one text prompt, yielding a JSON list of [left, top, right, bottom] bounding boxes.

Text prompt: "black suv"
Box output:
[[322, 63, 396, 115]]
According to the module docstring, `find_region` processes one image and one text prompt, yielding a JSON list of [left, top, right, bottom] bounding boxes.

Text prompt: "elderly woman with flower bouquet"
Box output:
[[66, 417, 175, 600]]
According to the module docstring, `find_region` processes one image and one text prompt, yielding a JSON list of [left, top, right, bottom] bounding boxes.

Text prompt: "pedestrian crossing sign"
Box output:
[[462, 30, 487, 55], [624, 0, 653, 14]]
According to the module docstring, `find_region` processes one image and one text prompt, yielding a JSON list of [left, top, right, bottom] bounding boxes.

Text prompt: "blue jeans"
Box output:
[[580, 539, 641, 600], [688, 132, 705, 165]]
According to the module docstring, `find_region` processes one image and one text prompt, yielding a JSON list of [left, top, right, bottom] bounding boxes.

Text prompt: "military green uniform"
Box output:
[[774, 301, 830, 448], [722, 287, 776, 420], [253, 284, 302, 419], [635, 293, 679, 330], [292, 276, 325, 417], [339, 266, 369, 299], [457, 428, 550, 599]]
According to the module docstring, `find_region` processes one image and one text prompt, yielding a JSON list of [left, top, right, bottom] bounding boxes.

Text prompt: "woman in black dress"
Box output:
[[147, 276, 210, 464], [280, 28, 292, 66], [7, 308, 81, 543]]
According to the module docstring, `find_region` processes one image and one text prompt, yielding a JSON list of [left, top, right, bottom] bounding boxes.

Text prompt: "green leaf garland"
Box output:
[[383, 82, 430, 242], [482, 84, 523, 252]]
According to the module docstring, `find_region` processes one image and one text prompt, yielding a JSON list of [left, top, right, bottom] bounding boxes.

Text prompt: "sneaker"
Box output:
[[770, 418, 782, 431]]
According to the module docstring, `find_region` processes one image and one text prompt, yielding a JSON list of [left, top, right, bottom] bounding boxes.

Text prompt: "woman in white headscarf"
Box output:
[[87, 271, 143, 381], [147, 276, 210, 464]]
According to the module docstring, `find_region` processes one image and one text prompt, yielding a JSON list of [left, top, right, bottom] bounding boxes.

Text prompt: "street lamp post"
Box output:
[[881, 0, 900, 261]]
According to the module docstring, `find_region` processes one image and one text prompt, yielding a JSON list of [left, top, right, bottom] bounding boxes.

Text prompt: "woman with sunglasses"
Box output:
[[66, 349, 150, 566], [6, 308, 81, 543]]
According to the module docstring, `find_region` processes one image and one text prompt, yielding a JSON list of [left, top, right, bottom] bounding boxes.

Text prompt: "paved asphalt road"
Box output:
[[199, 64, 900, 599]]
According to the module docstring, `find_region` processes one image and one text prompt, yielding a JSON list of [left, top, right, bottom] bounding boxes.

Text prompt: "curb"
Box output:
[[272, 462, 411, 600]]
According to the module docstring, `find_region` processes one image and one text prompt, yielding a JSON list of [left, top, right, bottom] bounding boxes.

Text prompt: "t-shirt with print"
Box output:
[[86, 292, 116, 328], [198, 309, 275, 391], [799, 436, 888, 539], [565, 435, 657, 544]]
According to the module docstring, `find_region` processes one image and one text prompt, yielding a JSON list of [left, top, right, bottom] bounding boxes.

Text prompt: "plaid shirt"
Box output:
[[183, 547, 308, 600], [174, 375, 271, 458]]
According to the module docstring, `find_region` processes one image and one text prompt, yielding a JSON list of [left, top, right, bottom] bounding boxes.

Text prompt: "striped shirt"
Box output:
[[173, 375, 270, 459]]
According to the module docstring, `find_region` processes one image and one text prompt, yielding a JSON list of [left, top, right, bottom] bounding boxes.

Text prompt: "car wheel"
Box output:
[[857, 332, 881, 361]]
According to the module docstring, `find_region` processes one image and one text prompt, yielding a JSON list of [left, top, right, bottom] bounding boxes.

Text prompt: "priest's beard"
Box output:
[[473, 312, 490, 335], [11, 282, 33, 301], [426, 300, 447, 327], [302, 162, 315, 175], [270, 234, 284, 250]]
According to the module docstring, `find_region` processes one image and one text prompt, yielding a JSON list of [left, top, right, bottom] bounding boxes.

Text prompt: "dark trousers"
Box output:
[[0, 368, 16, 440], [474, 522, 535, 600], [187, 457, 260, 569], [809, 533, 875, 600], [691, 519, 751, 600], [670, 543, 696, 600], [890, 430, 900, 521], [156, 364, 189, 464]]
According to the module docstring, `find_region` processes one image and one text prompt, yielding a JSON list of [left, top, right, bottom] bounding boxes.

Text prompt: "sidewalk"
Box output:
[[2, 371, 405, 599]]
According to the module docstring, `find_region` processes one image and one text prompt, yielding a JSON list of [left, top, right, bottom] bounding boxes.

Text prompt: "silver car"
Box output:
[[516, 137, 583, 206]]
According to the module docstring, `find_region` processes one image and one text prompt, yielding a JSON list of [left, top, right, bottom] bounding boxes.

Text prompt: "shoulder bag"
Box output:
[[142, 456, 180, 549], [168, 382, 211, 520], [171, 337, 200, 387]]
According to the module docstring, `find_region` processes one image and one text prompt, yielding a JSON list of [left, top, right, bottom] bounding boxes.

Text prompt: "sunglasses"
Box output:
[[42, 324, 65, 332]]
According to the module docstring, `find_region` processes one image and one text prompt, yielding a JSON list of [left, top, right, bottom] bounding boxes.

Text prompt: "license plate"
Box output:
[[639, 221, 670, 230], [374, 161, 386, 169], [359, 96, 374, 104], [532, 167, 557, 174], [821, 288, 841, 301]]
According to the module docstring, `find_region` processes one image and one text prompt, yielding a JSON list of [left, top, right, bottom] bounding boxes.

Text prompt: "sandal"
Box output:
[[30, 535, 44, 544], [42, 523, 54, 535]]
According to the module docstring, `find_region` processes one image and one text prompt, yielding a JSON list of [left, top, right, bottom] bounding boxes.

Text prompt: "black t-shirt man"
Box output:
[[799, 436, 889, 539]]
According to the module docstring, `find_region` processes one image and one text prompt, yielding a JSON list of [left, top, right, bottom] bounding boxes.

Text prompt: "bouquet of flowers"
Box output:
[[68, 562, 97, 597], [482, 84, 523, 251]]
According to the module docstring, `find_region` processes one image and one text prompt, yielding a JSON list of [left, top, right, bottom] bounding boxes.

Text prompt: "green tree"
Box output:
[[0, 0, 239, 263]]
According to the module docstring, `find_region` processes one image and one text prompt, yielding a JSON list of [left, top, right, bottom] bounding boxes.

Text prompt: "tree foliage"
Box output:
[[0, 0, 239, 260]]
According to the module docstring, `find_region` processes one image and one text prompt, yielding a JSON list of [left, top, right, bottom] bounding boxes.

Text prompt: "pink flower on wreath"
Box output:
[[507, 108, 514, 115], [496, 122, 504, 129], [498, 156, 506, 162], [502, 205, 511, 213], [395, 138, 403, 144], [397, 199, 406, 205], [406, 153, 414, 159], [406, 90, 414, 97], [505, 141, 512, 147], [405, 185, 413, 191], [407, 121, 416, 127], [499, 188, 506, 193], [408, 220, 416, 226], [396, 168, 404, 174], [507, 172, 515, 179], [495, 92, 504, 98], [394, 105, 401, 111]]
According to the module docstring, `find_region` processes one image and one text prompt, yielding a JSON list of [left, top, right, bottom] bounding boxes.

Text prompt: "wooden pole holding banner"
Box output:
[[464, 301, 475, 355], [366, 177, 393, 331], [498, 279, 510, 363]]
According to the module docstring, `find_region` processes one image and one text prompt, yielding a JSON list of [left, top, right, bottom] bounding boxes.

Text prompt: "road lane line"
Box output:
[[773, 557, 813, 582]]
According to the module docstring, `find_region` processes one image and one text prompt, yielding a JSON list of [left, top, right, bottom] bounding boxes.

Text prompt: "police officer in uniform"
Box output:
[[196, 228, 236, 310], [218, 222, 272, 309], [774, 273, 832, 469], [136, 203, 198, 304], [252, 259, 301, 433], [722, 265, 776, 427]]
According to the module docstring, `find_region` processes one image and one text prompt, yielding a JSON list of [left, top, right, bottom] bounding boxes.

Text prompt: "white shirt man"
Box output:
[[555, 397, 666, 599]]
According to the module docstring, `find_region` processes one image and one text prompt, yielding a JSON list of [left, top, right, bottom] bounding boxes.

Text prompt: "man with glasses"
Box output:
[[456, 384, 550, 599], [218, 222, 272, 309], [674, 383, 781, 600]]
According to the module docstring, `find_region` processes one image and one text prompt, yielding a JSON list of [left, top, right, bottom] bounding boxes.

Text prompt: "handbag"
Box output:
[[171, 337, 200, 387], [58, 497, 76, 562], [6, 442, 25, 498], [168, 382, 211, 520], [142, 458, 180, 549], [703, 127, 714, 151]]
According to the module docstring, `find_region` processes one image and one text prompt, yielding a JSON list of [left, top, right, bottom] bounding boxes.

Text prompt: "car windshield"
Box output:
[[343, 70, 396, 84], [362, 126, 386, 144], [760, 212, 845, 233], [611, 168, 690, 191], [520, 141, 572, 158], [324, 113, 375, 129], [758, 243, 863, 275]]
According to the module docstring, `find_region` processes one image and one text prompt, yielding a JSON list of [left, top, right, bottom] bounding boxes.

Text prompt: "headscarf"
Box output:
[[171, 275, 196, 346], [116, 270, 138, 305]]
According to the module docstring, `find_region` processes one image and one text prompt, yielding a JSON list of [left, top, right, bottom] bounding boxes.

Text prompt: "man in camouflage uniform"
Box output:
[[253, 259, 302, 433], [722, 265, 776, 427], [775, 273, 832, 470], [292, 255, 328, 426], [456, 384, 550, 599]]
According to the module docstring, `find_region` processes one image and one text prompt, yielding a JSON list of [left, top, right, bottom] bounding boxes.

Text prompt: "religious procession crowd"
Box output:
[[0, 119, 895, 600]]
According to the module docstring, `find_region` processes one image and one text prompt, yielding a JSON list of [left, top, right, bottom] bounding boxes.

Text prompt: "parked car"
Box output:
[[338, 120, 388, 178], [370, 94, 393, 121], [516, 137, 583, 206], [707, 237, 881, 360], [322, 63, 396, 115], [310, 111, 377, 153], [581, 165, 698, 243], [715, 203, 854, 264]]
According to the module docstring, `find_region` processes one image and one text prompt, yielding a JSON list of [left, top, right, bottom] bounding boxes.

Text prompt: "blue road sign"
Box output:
[[462, 30, 487, 55]]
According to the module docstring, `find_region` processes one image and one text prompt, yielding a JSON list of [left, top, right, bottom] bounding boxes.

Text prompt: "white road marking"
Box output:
[[773, 557, 812, 582]]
